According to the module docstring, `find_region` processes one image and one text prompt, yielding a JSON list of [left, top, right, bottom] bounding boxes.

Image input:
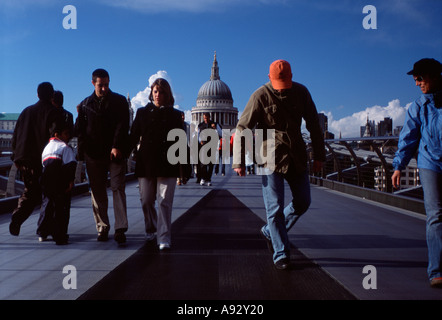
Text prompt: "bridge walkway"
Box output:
[[0, 170, 440, 301]]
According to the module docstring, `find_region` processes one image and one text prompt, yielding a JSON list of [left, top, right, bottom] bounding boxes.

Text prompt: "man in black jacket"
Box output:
[[10, 82, 60, 236], [75, 69, 130, 244]]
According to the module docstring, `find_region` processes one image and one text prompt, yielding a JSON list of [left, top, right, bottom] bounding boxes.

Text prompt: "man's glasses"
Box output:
[[414, 76, 424, 82]]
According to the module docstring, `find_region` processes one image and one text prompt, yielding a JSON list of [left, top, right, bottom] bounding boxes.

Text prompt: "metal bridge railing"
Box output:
[[307, 136, 422, 199], [1, 136, 424, 213]]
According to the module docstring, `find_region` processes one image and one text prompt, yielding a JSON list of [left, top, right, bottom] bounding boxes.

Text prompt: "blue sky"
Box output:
[[1, 0, 441, 137]]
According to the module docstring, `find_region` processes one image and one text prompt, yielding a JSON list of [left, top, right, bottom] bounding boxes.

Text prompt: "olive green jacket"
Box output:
[[233, 82, 326, 174]]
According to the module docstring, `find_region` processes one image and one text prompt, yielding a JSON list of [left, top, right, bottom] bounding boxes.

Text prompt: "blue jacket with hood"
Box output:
[[393, 90, 442, 173]]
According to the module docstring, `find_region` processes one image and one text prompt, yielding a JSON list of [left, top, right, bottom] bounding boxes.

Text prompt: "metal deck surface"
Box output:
[[0, 170, 441, 301], [78, 189, 355, 300]]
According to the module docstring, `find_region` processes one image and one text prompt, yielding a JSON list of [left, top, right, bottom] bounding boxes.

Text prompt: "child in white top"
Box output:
[[37, 125, 76, 245]]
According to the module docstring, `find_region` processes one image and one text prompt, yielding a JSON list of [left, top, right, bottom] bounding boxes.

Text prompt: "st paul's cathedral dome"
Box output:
[[191, 53, 238, 130]]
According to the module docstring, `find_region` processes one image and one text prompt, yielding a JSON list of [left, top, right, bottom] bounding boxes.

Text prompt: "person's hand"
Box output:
[[110, 148, 122, 161], [391, 170, 401, 189], [234, 167, 246, 176]]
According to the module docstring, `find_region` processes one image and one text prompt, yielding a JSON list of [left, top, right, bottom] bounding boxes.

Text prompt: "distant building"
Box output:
[[374, 165, 420, 192], [393, 126, 403, 136], [317, 113, 327, 132], [0, 113, 19, 153], [399, 167, 420, 188], [127, 94, 134, 127], [318, 113, 335, 139], [0, 113, 19, 132], [361, 115, 375, 137], [360, 115, 393, 137], [191, 52, 238, 130], [374, 166, 388, 191], [377, 117, 392, 136]]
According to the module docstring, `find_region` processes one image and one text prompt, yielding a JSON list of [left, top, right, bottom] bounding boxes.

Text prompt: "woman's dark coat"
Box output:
[[130, 103, 184, 178]]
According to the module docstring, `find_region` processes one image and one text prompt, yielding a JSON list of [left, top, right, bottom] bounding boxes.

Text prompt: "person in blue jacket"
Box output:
[[392, 58, 442, 288]]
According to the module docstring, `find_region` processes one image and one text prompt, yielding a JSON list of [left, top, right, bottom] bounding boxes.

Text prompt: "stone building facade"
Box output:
[[191, 53, 238, 130]]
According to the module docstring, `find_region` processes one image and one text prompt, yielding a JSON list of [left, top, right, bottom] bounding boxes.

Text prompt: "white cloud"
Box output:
[[321, 99, 412, 138], [131, 70, 195, 122], [131, 70, 173, 110], [183, 110, 193, 124]]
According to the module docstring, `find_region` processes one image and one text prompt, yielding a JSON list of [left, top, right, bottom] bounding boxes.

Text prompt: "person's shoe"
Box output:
[[9, 222, 20, 236], [145, 232, 156, 242], [206, 181, 212, 186], [159, 243, 171, 251], [38, 236, 48, 242], [260, 226, 274, 253], [114, 229, 126, 244], [54, 234, 69, 245], [430, 277, 442, 288], [97, 231, 109, 242], [200, 179, 206, 186], [274, 258, 290, 270]]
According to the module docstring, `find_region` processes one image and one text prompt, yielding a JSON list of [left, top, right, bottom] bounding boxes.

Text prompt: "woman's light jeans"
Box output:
[[419, 168, 442, 281]]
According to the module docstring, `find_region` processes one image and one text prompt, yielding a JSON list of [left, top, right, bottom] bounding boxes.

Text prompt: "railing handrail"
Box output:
[[325, 136, 399, 143]]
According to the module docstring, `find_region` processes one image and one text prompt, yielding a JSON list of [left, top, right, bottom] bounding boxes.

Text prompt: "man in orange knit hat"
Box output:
[[233, 59, 326, 270]]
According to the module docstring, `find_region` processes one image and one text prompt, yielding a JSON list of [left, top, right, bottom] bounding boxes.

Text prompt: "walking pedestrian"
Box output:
[[75, 69, 130, 244], [197, 113, 222, 186], [37, 119, 76, 245], [392, 58, 442, 288], [129, 78, 183, 250], [233, 60, 326, 269], [177, 111, 192, 185], [9, 82, 61, 236]]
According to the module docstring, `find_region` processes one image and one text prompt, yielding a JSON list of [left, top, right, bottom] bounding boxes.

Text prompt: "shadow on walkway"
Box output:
[[78, 189, 356, 300]]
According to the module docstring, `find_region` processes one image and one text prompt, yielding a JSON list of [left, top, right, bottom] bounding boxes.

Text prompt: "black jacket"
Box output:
[[12, 100, 60, 168], [130, 103, 184, 178], [75, 90, 130, 160]]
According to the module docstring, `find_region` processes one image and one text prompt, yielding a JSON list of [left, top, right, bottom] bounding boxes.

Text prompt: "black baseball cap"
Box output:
[[407, 58, 442, 76]]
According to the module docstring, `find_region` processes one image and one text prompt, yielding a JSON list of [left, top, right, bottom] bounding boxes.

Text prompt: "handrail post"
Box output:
[[340, 141, 362, 187]]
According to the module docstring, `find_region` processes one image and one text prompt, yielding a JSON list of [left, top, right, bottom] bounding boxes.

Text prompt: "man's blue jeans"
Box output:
[[419, 168, 442, 281], [261, 169, 311, 263]]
